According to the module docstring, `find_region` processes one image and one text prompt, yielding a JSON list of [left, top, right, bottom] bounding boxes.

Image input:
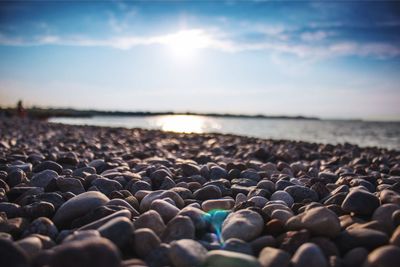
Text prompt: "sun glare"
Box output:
[[164, 29, 211, 60], [151, 115, 206, 133]]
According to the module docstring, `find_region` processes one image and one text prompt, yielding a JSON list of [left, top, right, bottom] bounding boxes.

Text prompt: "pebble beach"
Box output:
[[1, 117, 400, 267]]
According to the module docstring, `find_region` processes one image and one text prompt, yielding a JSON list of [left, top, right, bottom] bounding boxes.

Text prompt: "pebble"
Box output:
[[279, 229, 310, 254], [310, 236, 339, 257], [178, 206, 209, 232], [33, 160, 63, 174], [363, 245, 400, 267], [15, 236, 43, 259], [134, 210, 166, 237], [181, 163, 201, 176], [78, 209, 131, 230], [145, 243, 172, 267], [139, 190, 184, 212], [29, 170, 58, 188], [22, 217, 59, 240], [223, 238, 253, 255], [194, 185, 222, 200], [258, 247, 291, 267], [204, 250, 261, 267], [380, 189, 400, 205], [210, 166, 228, 180], [57, 151, 79, 166], [248, 196, 268, 208], [56, 177, 85, 195], [0, 202, 23, 218], [336, 228, 389, 252], [92, 177, 123, 196], [270, 191, 294, 207], [284, 185, 318, 202], [341, 189, 380, 216], [343, 247, 369, 267], [1, 118, 400, 266], [291, 242, 328, 267], [390, 225, 400, 245], [133, 228, 161, 258], [0, 217, 29, 238], [222, 209, 264, 241], [0, 238, 29, 267], [23, 201, 55, 219], [162, 215, 195, 243], [98, 216, 133, 248], [49, 237, 121, 267], [202, 198, 235, 212], [285, 206, 340, 238], [106, 198, 139, 215], [271, 209, 293, 223], [52, 191, 109, 227], [6, 169, 27, 187], [372, 203, 400, 233], [169, 239, 208, 267], [62, 229, 100, 243], [150, 199, 180, 223], [250, 235, 276, 255]]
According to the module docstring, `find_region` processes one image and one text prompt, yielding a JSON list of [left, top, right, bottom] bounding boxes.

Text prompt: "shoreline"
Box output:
[[0, 117, 400, 266], [47, 118, 400, 152]]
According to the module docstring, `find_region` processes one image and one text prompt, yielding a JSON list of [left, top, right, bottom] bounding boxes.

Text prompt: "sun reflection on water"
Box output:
[[150, 115, 219, 133]]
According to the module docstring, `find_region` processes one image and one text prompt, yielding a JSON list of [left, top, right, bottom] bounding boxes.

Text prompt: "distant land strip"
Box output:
[[0, 106, 320, 120]]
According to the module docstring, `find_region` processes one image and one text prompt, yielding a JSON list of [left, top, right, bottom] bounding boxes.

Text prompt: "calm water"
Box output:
[[49, 115, 400, 150]]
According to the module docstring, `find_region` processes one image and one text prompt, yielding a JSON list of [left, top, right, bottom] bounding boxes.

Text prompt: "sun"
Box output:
[[164, 29, 211, 60]]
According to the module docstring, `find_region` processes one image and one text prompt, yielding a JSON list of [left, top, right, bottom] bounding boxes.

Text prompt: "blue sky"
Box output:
[[0, 1, 399, 120]]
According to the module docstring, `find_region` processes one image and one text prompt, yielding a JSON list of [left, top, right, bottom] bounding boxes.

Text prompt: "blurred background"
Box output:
[[0, 1, 399, 149]]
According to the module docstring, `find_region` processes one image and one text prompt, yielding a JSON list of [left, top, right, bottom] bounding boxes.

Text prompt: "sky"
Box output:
[[0, 0, 400, 120]]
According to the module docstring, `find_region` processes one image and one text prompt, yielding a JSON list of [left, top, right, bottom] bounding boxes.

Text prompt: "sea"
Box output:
[[48, 115, 400, 150]]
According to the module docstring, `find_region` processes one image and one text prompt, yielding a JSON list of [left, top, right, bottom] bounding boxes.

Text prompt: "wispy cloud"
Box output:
[[0, 28, 399, 59], [301, 31, 330, 42]]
